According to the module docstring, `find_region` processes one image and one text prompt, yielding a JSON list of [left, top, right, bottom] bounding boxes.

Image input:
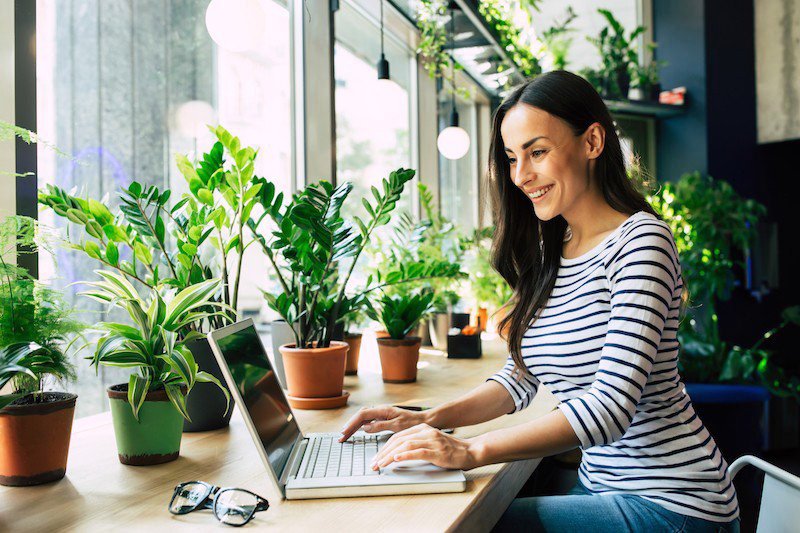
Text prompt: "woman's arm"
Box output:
[[370, 409, 579, 471], [338, 381, 515, 442]]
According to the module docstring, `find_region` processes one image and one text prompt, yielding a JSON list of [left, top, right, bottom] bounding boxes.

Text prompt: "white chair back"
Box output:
[[729, 455, 800, 533]]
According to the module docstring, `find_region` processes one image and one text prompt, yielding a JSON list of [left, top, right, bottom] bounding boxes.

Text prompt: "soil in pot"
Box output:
[[344, 333, 363, 376], [279, 341, 348, 398], [183, 338, 233, 433], [0, 392, 77, 486], [107, 384, 186, 466], [377, 336, 421, 383]]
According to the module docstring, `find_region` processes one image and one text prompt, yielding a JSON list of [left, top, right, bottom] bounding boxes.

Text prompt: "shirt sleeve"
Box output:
[[558, 220, 679, 448], [488, 357, 540, 413]]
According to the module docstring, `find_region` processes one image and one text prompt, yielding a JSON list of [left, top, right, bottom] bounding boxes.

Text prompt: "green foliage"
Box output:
[[368, 290, 436, 340], [39, 126, 269, 331], [0, 216, 84, 408], [539, 6, 577, 71], [586, 8, 644, 98], [414, 0, 472, 100], [479, 0, 542, 80], [257, 168, 417, 348], [647, 171, 767, 384], [630, 43, 667, 90], [460, 226, 512, 311], [0, 120, 69, 177], [81, 272, 231, 421]]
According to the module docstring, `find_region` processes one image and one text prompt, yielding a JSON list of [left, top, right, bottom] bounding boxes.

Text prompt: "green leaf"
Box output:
[[195, 371, 231, 415], [127, 374, 150, 422], [84, 241, 102, 260], [181, 242, 198, 256], [165, 384, 190, 421], [128, 182, 143, 196], [133, 241, 154, 265], [198, 188, 214, 206], [106, 242, 119, 266]]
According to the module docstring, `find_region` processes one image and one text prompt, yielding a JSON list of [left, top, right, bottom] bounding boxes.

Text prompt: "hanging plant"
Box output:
[[413, 0, 471, 99], [478, 0, 542, 80]]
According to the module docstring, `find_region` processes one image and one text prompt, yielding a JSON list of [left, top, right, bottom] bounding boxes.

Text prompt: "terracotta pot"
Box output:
[[279, 341, 348, 398], [0, 392, 77, 486], [474, 307, 488, 332], [375, 330, 390, 339], [344, 333, 363, 376], [377, 337, 421, 383]]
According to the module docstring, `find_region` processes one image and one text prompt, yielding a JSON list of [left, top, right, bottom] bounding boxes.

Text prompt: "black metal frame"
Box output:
[[14, 0, 38, 279], [169, 480, 270, 527]]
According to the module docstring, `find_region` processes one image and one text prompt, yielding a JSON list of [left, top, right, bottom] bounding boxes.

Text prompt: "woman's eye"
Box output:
[[507, 157, 517, 165], [531, 149, 547, 158]]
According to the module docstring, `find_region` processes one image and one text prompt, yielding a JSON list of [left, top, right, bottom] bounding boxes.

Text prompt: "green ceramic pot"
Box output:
[[107, 384, 186, 466]]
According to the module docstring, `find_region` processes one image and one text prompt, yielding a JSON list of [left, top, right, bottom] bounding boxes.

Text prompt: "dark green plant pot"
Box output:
[[183, 338, 233, 432], [108, 384, 185, 466]]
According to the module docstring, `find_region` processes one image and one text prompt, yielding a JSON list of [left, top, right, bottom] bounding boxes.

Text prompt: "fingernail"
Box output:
[[363, 424, 372, 430]]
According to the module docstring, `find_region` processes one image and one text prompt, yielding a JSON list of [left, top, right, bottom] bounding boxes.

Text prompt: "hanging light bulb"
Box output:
[[375, 0, 395, 93], [437, 7, 470, 160], [205, 0, 265, 53]]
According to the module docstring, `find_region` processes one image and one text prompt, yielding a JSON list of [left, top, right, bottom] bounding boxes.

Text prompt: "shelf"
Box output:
[[604, 99, 686, 119]]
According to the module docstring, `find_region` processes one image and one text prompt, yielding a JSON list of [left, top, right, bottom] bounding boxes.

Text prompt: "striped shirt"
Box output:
[[489, 211, 739, 522]]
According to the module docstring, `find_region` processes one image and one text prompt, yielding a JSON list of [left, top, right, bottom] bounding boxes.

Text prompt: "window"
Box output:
[[438, 96, 479, 233], [35, 0, 292, 418], [334, 0, 416, 220]]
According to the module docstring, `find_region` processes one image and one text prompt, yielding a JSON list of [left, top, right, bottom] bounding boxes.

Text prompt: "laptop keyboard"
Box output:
[[299, 434, 383, 478]]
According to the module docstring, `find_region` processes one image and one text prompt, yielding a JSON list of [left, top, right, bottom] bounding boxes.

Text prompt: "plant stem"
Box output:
[[133, 196, 178, 280]]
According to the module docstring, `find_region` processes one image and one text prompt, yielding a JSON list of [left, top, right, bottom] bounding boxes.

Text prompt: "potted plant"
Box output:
[[250, 169, 417, 406], [629, 44, 667, 101], [460, 226, 512, 334], [0, 216, 85, 486], [38, 126, 267, 431], [648, 171, 770, 458], [368, 290, 435, 383], [80, 272, 230, 465], [587, 8, 644, 99]]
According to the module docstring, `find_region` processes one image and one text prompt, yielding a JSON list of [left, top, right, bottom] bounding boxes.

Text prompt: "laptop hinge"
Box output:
[[280, 435, 309, 491]]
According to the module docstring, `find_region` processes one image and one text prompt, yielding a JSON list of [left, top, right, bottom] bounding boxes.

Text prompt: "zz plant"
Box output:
[[368, 290, 436, 341], [81, 272, 230, 420]]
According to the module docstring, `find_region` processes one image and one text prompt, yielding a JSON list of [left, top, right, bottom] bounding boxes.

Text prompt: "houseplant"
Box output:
[[251, 169, 416, 407], [629, 43, 667, 101], [460, 226, 512, 332], [587, 8, 644, 99], [368, 290, 435, 383], [38, 126, 266, 431], [80, 272, 230, 465], [539, 6, 577, 72], [0, 216, 85, 486]]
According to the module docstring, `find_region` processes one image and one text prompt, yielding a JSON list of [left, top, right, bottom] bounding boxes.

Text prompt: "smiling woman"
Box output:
[[338, 71, 740, 533]]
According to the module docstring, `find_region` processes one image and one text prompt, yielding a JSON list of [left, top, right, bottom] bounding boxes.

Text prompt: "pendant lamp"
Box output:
[[376, 0, 394, 92], [437, 7, 470, 160]]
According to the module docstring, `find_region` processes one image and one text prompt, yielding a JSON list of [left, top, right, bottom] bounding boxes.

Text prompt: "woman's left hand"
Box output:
[[370, 423, 481, 471]]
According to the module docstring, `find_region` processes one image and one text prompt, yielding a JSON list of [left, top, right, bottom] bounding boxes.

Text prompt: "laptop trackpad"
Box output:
[[383, 460, 442, 474]]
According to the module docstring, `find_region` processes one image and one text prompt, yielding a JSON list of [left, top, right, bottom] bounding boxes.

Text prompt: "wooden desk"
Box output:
[[0, 333, 557, 533]]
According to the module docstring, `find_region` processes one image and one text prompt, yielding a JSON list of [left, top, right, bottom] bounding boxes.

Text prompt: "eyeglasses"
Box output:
[[169, 481, 269, 527]]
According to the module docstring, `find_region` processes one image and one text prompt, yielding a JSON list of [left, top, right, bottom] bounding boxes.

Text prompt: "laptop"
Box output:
[[207, 319, 467, 500]]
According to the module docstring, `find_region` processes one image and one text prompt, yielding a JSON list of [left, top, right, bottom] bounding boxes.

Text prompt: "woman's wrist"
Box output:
[[466, 434, 490, 469], [421, 407, 441, 428]]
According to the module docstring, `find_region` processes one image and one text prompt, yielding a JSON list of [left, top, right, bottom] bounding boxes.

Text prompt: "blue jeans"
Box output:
[[493, 482, 740, 533]]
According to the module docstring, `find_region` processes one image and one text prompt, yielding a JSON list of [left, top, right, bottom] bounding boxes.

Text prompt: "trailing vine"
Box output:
[[478, 0, 542, 80], [413, 0, 472, 99]]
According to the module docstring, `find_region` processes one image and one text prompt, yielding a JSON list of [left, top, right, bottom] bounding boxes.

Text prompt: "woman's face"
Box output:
[[500, 104, 603, 222]]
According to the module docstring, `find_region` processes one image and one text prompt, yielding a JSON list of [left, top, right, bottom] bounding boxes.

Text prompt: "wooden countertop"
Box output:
[[0, 332, 557, 533]]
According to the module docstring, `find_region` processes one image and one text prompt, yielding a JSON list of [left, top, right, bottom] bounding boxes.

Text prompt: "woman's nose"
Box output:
[[513, 159, 534, 189]]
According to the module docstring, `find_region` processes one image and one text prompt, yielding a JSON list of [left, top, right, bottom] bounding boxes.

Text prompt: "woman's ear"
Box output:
[[584, 122, 605, 160]]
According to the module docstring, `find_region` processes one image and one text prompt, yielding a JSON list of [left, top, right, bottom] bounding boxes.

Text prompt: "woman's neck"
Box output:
[[561, 192, 630, 250]]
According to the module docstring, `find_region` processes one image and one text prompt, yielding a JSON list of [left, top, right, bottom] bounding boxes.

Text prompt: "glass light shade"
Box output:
[[437, 126, 471, 160], [205, 0, 265, 53], [175, 100, 216, 139]]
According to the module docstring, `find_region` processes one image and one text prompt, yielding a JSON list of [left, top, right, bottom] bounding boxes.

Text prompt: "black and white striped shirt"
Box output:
[[489, 211, 739, 522]]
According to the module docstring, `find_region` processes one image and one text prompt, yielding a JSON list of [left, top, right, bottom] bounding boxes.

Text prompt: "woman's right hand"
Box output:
[[338, 405, 428, 442]]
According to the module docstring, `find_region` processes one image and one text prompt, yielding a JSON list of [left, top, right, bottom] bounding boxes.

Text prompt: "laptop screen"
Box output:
[[213, 323, 301, 478]]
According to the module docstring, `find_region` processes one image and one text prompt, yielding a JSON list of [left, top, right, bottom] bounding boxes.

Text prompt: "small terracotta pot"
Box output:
[[0, 392, 77, 486], [344, 333, 363, 376], [474, 307, 488, 332], [375, 330, 390, 339], [279, 341, 348, 398], [377, 336, 421, 383]]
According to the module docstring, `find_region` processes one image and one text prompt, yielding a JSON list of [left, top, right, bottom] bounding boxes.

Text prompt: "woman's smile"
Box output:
[[528, 184, 554, 203]]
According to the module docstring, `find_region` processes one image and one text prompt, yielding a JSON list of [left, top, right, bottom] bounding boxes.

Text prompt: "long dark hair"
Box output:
[[489, 71, 663, 377]]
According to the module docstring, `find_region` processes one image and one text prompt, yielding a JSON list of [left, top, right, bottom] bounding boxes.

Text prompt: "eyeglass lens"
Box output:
[[170, 482, 210, 514], [214, 489, 259, 526]]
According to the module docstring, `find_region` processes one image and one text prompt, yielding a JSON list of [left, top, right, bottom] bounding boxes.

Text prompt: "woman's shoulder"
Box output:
[[605, 211, 679, 270]]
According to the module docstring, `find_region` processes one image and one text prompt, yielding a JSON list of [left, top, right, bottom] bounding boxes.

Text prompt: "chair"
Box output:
[[728, 455, 800, 532]]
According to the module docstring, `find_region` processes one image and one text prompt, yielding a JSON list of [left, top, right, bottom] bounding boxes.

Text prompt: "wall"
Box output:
[[652, 0, 708, 182]]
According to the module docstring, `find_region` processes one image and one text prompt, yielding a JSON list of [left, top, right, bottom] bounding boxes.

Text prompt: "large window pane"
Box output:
[[439, 95, 479, 233], [36, 0, 292, 418]]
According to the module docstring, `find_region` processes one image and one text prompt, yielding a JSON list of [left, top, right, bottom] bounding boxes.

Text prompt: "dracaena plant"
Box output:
[[80, 272, 231, 420], [39, 126, 270, 330], [367, 290, 436, 340], [253, 169, 417, 349], [0, 216, 85, 410]]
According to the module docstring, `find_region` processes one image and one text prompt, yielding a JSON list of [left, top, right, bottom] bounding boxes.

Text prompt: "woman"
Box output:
[[339, 71, 739, 532]]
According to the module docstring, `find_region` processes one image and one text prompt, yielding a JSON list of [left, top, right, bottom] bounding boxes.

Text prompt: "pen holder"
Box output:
[[446, 333, 482, 359]]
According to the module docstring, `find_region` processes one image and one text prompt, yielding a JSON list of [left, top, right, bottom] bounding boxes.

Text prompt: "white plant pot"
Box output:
[[628, 87, 645, 101], [429, 313, 450, 351], [269, 320, 296, 389]]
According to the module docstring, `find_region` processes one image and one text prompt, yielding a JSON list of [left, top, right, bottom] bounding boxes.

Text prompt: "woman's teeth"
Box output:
[[528, 185, 553, 199]]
